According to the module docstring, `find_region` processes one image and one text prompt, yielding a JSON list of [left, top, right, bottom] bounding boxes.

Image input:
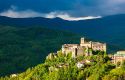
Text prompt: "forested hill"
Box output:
[[0, 25, 80, 76], [1, 50, 125, 80], [0, 14, 125, 76], [0, 14, 125, 52]]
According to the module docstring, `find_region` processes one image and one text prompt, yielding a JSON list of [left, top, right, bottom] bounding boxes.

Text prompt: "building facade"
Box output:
[[62, 44, 86, 58], [62, 37, 107, 58], [80, 38, 106, 52], [112, 51, 125, 64]]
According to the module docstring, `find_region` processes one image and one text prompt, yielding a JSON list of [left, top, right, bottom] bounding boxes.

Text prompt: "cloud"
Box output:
[[0, 9, 43, 18], [1, 0, 125, 17], [0, 6, 44, 18], [45, 12, 101, 21], [108, 0, 125, 4], [0, 8, 101, 21]]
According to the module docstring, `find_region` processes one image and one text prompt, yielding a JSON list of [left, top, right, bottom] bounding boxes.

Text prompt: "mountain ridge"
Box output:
[[1, 14, 125, 52], [0, 14, 125, 76]]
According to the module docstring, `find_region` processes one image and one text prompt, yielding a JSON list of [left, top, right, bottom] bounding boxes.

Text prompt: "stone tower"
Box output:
[[81, 37, 85, 44]]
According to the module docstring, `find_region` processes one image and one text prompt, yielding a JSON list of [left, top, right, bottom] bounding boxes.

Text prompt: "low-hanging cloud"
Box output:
[[0, 9, 43, 18], [0, 5, 44, 18], [0, 7, 101, 21], [45, 12, 101, 21]]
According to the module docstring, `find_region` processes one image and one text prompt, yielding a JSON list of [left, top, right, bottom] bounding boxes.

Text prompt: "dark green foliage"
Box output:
[[1, 51, 121, 80], [0, 25, 80, 76], [1, 15, 125, 53]]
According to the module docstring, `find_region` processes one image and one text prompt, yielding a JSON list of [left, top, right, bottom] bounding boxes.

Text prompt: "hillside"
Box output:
[[1, 50, 125, 80], [0, 14, 125, 52], [0, 14, 125, 76], [0, 25, 80, 76]]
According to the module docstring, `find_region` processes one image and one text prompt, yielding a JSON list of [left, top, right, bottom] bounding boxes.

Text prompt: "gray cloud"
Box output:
[[0, 7, 101, 21], [0, 0, 125, 17]]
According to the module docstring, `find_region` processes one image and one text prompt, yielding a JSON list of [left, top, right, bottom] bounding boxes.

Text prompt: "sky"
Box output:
[[0, 0, 125, 20]]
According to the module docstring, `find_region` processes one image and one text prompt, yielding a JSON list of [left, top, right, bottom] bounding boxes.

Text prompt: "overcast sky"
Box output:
[[0, 0, 125, 19]]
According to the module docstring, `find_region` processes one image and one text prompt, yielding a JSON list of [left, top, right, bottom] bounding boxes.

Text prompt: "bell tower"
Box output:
[[81, 37, 85, 44]]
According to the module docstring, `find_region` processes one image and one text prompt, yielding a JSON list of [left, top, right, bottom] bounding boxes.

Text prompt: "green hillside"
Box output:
[[1, 51, 125, 80], [0, 25, 80, 76]]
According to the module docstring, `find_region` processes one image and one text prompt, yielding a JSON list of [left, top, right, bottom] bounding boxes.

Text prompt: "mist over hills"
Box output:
[[1, 14, 125, 52]]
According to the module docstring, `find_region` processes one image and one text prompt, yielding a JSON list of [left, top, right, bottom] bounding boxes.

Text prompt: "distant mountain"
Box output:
[[1, 14, 125, 52], [0, 14, 125, 76]]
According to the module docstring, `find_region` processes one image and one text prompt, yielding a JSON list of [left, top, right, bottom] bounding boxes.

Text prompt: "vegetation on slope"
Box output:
[[1, 51, 125, 80], [0, 25, 80, 76], [1, 15, 125, 52]]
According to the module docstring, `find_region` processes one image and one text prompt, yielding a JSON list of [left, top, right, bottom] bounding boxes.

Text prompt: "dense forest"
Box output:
[[0, 25, 125, 80], [1, 15, 125, 52], [0, 25, 80, 76], [1, 50, 125, 80]]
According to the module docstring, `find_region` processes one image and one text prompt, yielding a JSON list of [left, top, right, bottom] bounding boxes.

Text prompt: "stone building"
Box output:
[[62, 44, 86, 58], [112, 51, 125, 64], [62, 37, 107, 58], [80, 38, 106, 52]]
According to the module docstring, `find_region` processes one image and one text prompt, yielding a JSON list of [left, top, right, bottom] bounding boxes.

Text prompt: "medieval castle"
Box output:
[[47, 37, 125, 65], [62, 37, 106, 58]]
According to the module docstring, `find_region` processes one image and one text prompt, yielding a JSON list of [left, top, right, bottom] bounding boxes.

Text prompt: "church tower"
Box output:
[[81, 37, 85, 44]]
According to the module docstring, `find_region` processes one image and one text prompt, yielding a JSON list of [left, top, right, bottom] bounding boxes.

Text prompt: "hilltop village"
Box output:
[[62, 38, 106, 58], [6, 37, 125, 80], [47, 37, 125, 67]]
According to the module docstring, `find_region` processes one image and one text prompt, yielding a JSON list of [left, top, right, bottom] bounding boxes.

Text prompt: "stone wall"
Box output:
[[62, 37, 107, 58]]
